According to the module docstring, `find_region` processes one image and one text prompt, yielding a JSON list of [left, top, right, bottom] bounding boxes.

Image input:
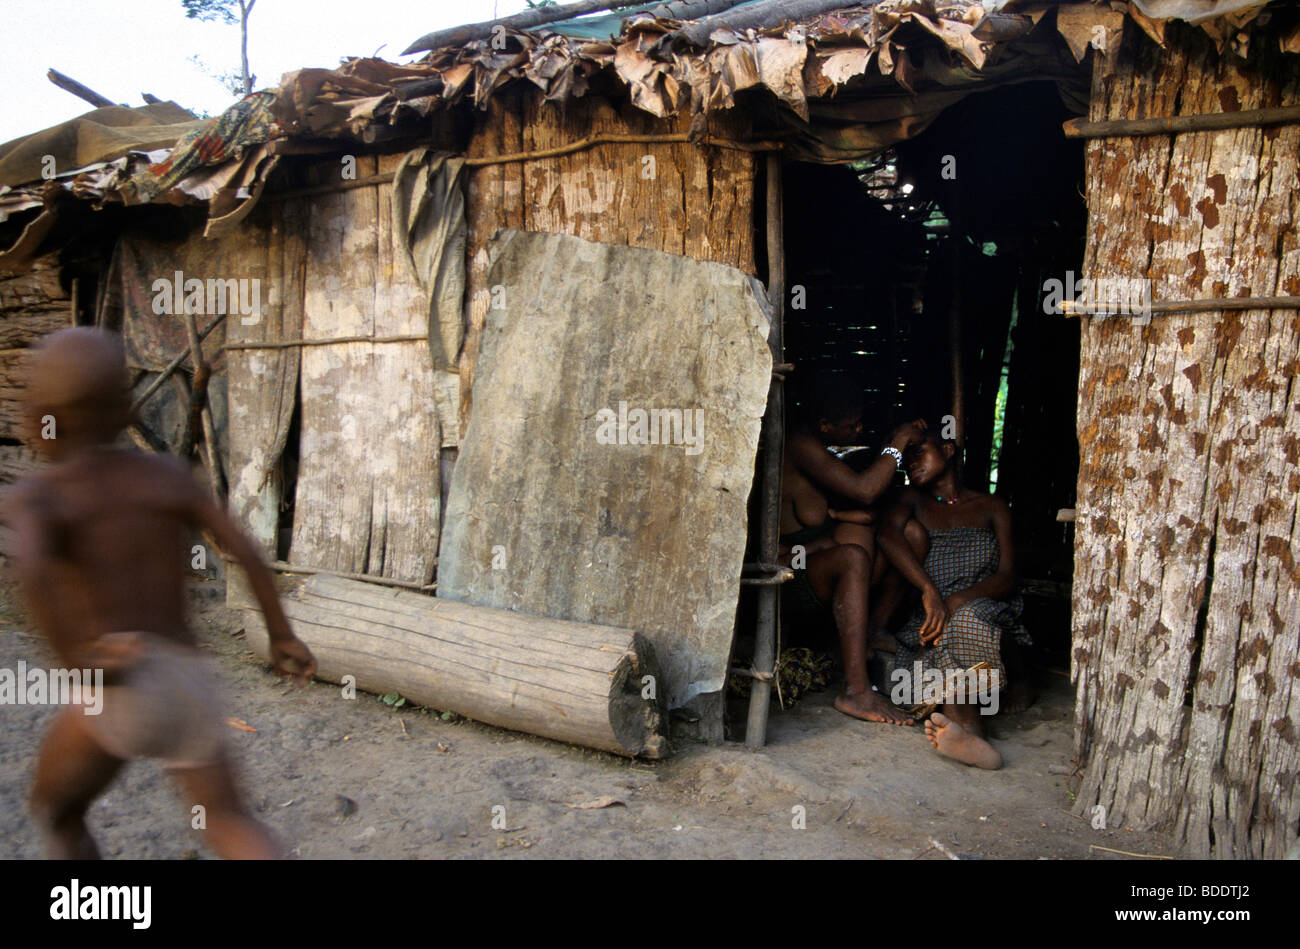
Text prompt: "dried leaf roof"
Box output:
[[2, 1, 1292, 224]]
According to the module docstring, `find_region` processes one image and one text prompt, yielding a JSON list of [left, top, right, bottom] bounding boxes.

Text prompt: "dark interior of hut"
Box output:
[[732, 81, 1087, 738]]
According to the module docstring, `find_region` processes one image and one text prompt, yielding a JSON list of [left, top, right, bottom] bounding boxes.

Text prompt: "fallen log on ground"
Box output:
[[233, 572, 667, 758]]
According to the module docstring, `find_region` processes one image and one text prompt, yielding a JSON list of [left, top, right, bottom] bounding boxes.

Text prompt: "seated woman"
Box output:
[[877, 430, 1030, 770]]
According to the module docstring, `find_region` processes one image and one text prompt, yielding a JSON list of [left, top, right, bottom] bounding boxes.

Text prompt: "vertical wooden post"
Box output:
[[746, 153, 784, 748], [948, 246, 965, 451]]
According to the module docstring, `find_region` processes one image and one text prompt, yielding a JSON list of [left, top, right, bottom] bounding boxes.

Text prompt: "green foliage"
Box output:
[[182, 0, 238, 24], [380, 692, 407, 709]]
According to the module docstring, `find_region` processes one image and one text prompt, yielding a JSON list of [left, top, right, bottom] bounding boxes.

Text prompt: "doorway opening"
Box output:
[[732, 81, 1086, 739]]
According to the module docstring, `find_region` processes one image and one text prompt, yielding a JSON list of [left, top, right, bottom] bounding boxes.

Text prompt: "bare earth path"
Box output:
[[0, 581, 1174, 860]]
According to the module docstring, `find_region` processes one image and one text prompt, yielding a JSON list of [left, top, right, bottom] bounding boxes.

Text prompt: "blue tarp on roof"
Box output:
[[536, 2, 662, 39], [538, 0, 772, 40]]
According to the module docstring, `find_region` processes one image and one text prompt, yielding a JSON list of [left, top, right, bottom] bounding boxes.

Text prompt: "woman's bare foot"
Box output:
[[924, 712, 1003, 769], [835, 689, 913, 725]]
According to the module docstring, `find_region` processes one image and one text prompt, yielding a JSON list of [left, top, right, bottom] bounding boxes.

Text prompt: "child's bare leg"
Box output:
[[30, 707, 124, 859], [171, 751, 280, 859]]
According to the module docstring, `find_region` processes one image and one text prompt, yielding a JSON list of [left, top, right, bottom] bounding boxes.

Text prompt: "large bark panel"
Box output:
[[438, 229, 771, 713]]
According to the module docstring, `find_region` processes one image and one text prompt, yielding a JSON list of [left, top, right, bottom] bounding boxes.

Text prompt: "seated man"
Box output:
[[877, 430, 1030, 770], [779, 375, 927, 725]]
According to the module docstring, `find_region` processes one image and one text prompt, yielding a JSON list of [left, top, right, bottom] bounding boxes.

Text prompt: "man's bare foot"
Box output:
[[924, 712, 1003, 769], [867, 628, 899, 654], [835, 690, 913, 725]]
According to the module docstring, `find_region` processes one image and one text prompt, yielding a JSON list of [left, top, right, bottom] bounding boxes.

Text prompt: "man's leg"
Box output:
[[807, 544, 911, 725], [170, 750, 281, 859], [30, 707, 124, 859]]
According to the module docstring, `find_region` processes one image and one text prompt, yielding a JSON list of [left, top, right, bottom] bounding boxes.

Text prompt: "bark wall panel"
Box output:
[[289, 153, 441, 584], [1072, 24, 1300, 859], [226, 199, 303, 556], [457, 88, 756, 436]]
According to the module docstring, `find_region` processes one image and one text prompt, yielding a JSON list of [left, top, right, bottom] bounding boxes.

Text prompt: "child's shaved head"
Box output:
[[26, 328, 130, 452]]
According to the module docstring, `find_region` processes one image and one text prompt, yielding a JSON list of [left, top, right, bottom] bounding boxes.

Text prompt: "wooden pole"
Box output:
[[402, 0, 646, 55], [1063, 104, 1300, 140], [948, 243, 965, 452], [1061, 294, 1300, 317], [746, 153, 785, 748], [677, 0, 875, 47], [46, 69, 115, 108], [129, 313, 225, 415], [181, 309, 226, 500]]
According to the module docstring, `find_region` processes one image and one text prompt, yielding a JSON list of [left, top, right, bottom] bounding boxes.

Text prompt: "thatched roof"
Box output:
[[1, 0, 1292, 238]]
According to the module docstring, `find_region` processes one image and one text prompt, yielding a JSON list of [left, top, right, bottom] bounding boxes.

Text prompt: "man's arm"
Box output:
[[876, 491, 948, 643], [944, 497, 1016, 610], [789, 420, 926, 508], [184, 479, 316, 683]]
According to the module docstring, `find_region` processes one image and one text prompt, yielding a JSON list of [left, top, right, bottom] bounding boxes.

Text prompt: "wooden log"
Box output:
[[46, 68, 116, 108], [236, 573, 667, 758], [401, 0, 643, 55]]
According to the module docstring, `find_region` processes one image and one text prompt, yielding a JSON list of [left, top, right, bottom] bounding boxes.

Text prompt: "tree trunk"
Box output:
[[240, 0, 253, 94], [1071, 22, 1300, 859], [235, 572, 667, 758]]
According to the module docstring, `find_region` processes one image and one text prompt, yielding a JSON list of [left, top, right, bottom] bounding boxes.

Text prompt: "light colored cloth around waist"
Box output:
[[80, 632, 226, 770]]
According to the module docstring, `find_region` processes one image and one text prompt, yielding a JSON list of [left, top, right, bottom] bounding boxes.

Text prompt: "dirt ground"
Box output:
[[0, 578, 1177, 860]]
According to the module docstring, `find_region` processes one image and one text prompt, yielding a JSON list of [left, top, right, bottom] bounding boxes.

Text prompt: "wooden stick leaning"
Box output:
[[130, 313, 226, 414], [181, 309, 226, 500]]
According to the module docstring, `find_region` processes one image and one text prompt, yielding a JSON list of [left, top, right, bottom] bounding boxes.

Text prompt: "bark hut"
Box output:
[[1071, 22, 1300, 859], [235, 573, 667, 758]]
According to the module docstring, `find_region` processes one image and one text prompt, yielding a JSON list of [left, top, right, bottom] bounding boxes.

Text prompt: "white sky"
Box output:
[[0, 0, 533, 144]]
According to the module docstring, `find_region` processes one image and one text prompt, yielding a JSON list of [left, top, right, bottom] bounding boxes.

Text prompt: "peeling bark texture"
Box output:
[[457, 87, 756, 437], [288, 153, 442, 585], [0, 261, 68, 349], [225, 199, 303, 558], [1072, 23, 1300, 859], [0, 346, 34, 446], [240, 573, 666, 758], [0, 256, 67, 452], [438, 229, 771, 717]]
